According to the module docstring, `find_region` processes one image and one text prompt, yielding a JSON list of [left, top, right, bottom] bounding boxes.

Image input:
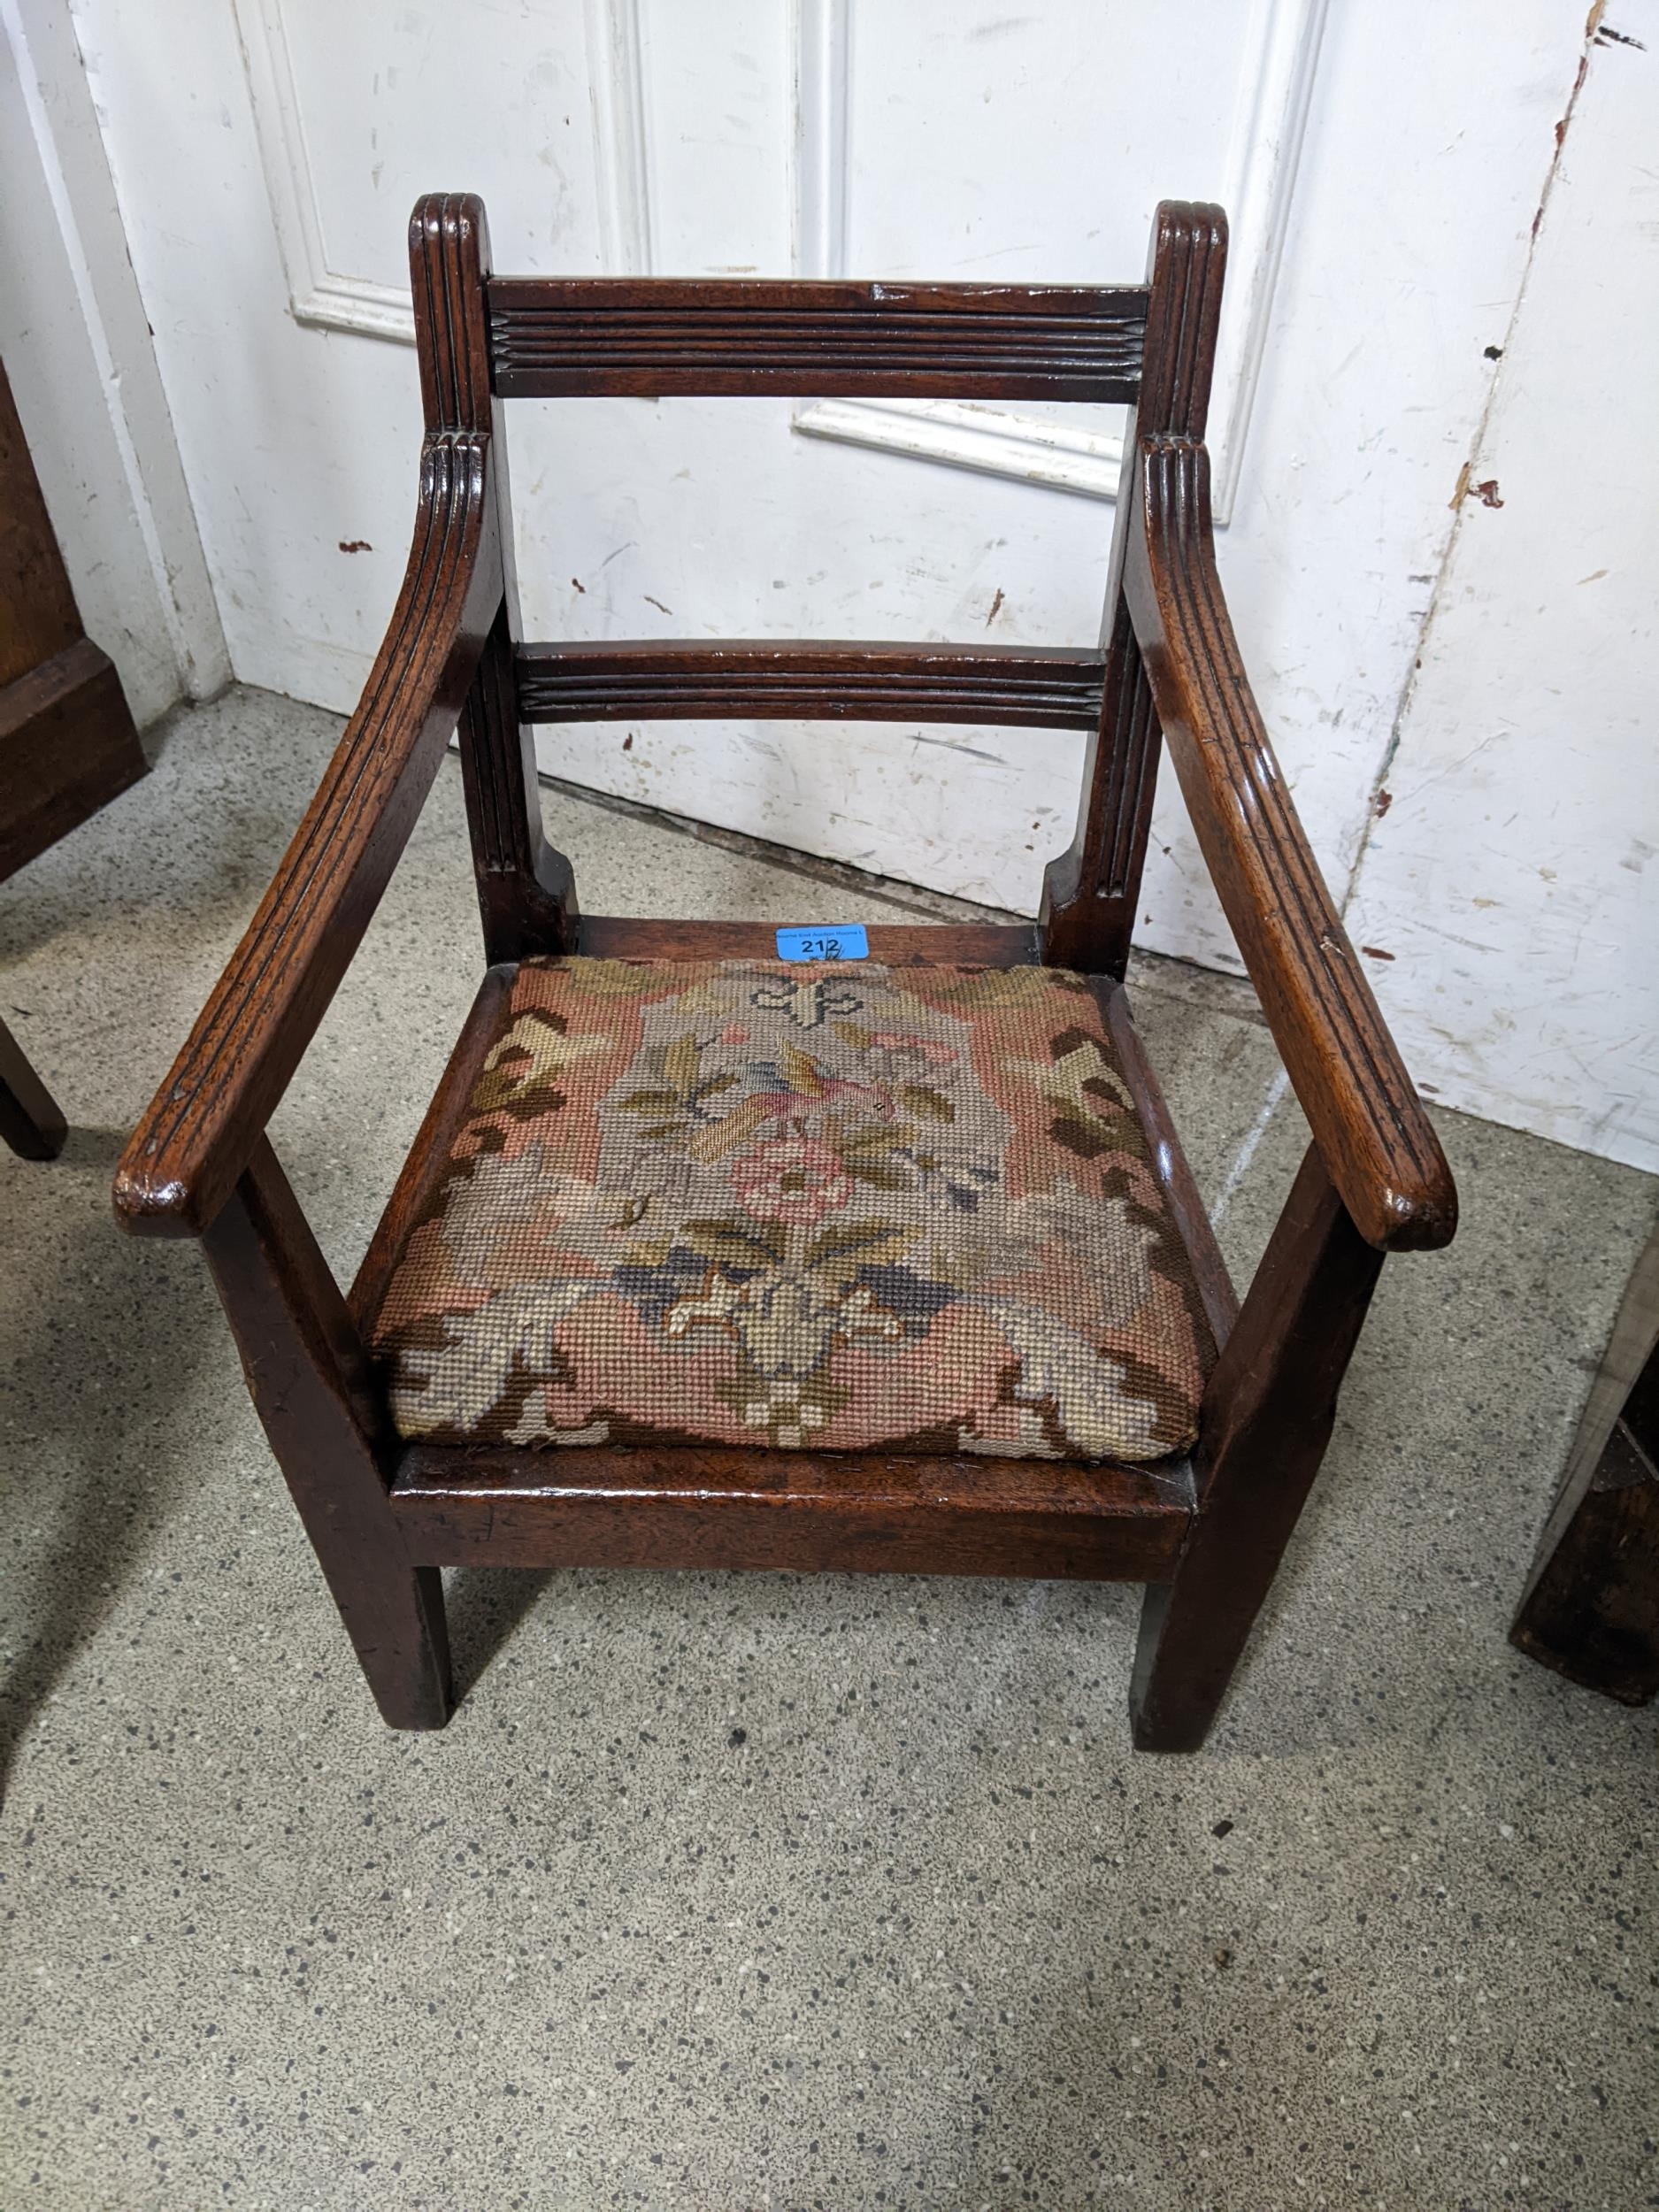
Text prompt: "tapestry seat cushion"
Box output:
[[365, 956, 1212, 1463]]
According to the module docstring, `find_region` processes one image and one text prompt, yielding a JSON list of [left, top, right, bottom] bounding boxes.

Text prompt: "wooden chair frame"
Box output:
[[114, 195, 1456, 1751]]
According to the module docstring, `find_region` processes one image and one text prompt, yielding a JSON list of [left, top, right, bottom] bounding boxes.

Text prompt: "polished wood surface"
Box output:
[[573, 916, 1041, 965], [488, 276, 1148, 399], [0, 352, 147, 886], [1125, 434, 1455, 1254], [1102, 984, 1239, 1351], [1, 347, 82, 690], [114, 431, 500, 1237], [515, 639, 1105, 729], [1130, 1144, 1385, 1751], [204, 1138, 451, 1728], [348, 964, 513, 1331], [115, 192, 1456, 1747], [392, 1444, 1190, 1581], [415, 194, 579, 964], [1041, 202, 1226, 977]]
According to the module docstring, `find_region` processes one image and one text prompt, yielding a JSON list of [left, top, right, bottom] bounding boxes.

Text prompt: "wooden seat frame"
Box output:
[[114, 195, 1457, 1751]]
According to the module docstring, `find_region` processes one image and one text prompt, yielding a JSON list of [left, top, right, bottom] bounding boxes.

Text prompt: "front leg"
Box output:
[[203, 1137, 451, 1729], [1131, 1143, 1385, 1751]]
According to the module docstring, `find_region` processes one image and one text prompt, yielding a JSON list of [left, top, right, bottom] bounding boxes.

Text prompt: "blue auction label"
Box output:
[[775, 924, 870, 963]]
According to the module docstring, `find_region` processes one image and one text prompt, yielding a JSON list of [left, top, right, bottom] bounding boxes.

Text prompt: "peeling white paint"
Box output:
[[1348, 0, 1659, 1174]]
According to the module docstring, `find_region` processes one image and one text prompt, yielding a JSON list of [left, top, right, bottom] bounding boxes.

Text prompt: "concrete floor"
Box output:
[[2, 686, 1655, 2211]]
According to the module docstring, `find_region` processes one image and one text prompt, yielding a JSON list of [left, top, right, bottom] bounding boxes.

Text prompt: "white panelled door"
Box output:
[[75, 0, 1584, 972]]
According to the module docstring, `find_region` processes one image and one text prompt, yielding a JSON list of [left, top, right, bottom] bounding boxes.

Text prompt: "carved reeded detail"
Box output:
[[1136, 200, 1228, 438], [1126, 434, 1457, 1255], [1041, 203, 1228, 975], [460, 606, 579, 961], [487, 278, 1149, 400], [513, 641, 1106, 730], [113, 434, 497, 1237], [409, 192, 492, 433], [1089, 605, 1159, 901], [410, 190, 580, 960]]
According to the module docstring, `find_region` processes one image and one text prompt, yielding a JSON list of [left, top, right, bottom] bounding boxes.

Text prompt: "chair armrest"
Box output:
[[1124, 434, 1456, 1254], [114, 433, 500, 1238]]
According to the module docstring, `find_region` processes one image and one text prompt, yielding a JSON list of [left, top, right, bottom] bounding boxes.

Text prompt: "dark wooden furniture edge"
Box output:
[[1510, 1217, 1659, 1703], [573, 917, 1041, 965], [389, 1441, 1191, 1579], [1041, 201, 1226, 979], [348, 964, 515, 1328], [205, 1135, 451, 1727], [112, 434, 502, 1239], [1131, 1142, 1385, 1748], [514, 641, 1105, 729], [1103, 983, 1239, 1351], [1124, 434, 1457, 1256], [487, 275, 1148, 400], [0, 636, 148, 882], [0, 347, 149, 883]]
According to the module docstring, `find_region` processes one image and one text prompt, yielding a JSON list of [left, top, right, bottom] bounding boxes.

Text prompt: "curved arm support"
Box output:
[[1125, 434, 1456, 1254], [115, 433, 500, 1238]]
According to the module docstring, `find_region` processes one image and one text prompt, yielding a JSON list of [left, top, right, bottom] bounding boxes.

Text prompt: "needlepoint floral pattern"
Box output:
[[368, 957, 1211, 1462]]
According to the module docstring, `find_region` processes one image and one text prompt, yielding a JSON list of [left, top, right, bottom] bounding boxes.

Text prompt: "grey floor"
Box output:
[[2, 686, 1655, 2212]]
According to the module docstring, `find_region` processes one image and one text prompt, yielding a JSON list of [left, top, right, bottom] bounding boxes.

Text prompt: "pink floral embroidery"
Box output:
[[370, 959, 1211, 1462], [730, 1135, 853, 1225]]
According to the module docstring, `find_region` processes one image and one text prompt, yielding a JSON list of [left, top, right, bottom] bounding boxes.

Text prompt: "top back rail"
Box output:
[[486, 277, 1150, 400]]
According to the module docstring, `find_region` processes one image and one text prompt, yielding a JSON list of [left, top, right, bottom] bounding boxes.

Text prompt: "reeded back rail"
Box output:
[[114, 191, 1456, 1753]]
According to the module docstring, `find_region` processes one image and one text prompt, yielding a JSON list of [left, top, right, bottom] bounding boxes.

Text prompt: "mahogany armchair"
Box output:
[[113, 196, 1456, 1751]]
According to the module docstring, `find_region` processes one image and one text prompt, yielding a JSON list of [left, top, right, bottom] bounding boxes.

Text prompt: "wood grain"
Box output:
[[488, 277, 1149, 400], [573, 917, 1041, 965], [1125, 434, 1456, 1254], [391, 1441, 1191, 1581], [412, 191, 579, 962], [204, 1138, 451, 1729], [0, 636, 146, 882], [1131, 1144, 1384, 1750], [1102, 983, 1239, 1351], [113, 431, 500, 1237], [348, 964, 514, 1332], [0, 351, 81, 690], [514, 639, 1105, 729], [1042, 202, 1227, 975], [0, 352, 147, 882]]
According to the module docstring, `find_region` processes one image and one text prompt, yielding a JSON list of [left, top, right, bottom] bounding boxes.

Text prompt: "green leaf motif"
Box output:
[[898, 1084, 954, 1123], [664, 1034, 701, 1093], [837, 1124, 908, 1156], [680, 1218, 784, 1264], [844, 1158, 906, 1190]]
